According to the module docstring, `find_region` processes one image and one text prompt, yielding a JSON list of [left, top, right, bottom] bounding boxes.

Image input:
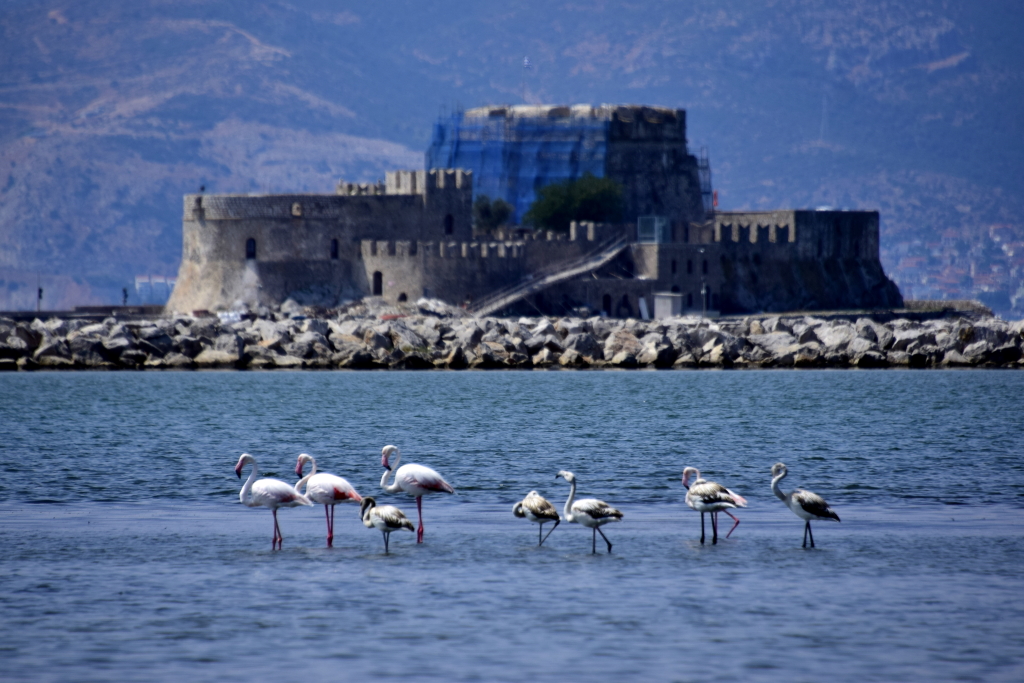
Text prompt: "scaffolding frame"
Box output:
[[426, 110, 610, 224]]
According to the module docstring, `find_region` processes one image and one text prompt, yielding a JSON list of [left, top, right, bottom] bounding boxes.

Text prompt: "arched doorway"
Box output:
[[444, 214, 454, 235], [602, 294, 612, 316], [245, 238, 256, 260], [372, 271, 383, 296], [330, 239, 339, 260], [615, 294, 633, 318], [397, 293, 408, 302]]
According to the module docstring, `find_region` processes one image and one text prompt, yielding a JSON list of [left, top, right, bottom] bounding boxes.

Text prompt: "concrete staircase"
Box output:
[[469, 236, 629, 317]]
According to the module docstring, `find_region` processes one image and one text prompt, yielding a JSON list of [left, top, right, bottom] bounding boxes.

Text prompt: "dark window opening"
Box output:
[[397, 293, 407, 302], [671, 259, 677, 274], [712, 293, 720, 309], [245, 238, 256, 260], [671, 285, 680, 293], [615, 294, 634, 318], [602, 294, 612, 316], [702, 259, 708, 275], [752, 253, 762, 266], [687, 292, 693, 307], [684, 225, 690, 243], [444, 214, 454, 235], [687, 259, 693, 274], [372, 271, 383, 296], [330, 239, 339, 260]]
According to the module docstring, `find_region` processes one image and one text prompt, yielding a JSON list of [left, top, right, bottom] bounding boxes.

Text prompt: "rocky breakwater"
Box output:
[[1, 307, 1023, 371]]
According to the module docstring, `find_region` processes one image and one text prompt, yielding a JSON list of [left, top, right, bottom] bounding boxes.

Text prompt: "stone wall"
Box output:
[[710, 210, 902, 314], [167, 170, 473, 313]]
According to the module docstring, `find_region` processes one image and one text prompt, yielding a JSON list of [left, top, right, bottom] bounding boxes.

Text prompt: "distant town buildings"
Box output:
[[883, 224, 1024, 317]]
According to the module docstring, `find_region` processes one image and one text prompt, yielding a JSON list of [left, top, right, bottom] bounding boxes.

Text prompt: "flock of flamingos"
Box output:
[[234, 445, 841, 553]]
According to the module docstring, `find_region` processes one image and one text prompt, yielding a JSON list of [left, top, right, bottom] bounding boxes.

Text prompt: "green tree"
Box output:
[[473, 195, 514, 232], [522, 173, 623, 232]]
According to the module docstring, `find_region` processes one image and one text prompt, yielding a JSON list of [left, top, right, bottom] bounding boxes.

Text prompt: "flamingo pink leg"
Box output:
[[723, 510, 741, 539], [416, 496, 424, 543], [272, 509, 282, 550], [325, 505, 334, 547]]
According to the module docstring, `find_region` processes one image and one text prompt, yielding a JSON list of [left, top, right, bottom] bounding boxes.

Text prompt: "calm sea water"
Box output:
[[1, 369, 1023, 682]]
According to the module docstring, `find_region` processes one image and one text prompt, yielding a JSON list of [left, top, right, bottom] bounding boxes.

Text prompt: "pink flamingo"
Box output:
[[235, 453, 312, 549], [379, 445, 454, 543], [682, 467, 747, 544], [295, 453, 362, 548]]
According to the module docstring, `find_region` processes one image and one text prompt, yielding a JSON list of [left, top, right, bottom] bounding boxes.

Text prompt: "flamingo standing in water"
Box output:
[[555, 470, 623, 554], [379, 445, 454, 543], [513, 490, 561, 546], [770, 462, 840, 548], [235, 453, 312, 549], [682, 467, 747, 545], [359, 496, 414, 553], [294, 453, 362, 548]]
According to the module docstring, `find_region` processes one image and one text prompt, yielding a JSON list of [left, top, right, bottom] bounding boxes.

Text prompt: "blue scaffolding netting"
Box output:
[[426, 111, 610, 224]]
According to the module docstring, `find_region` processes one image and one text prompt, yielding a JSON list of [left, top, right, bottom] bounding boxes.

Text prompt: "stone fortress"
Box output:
[[166, 104, 903, 317]]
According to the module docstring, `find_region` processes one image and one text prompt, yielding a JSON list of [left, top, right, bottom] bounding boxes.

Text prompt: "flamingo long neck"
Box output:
[[239, 463, 258, 506], [295, 472, 314, 495], [563, 478, 577, 521], [771, 469, 789, 502], [380, 453, 404, 493], [296, 458, 317, 494]]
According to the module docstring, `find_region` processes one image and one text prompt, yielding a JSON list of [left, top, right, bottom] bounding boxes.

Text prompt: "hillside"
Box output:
[[1, 0, 1022, 315]]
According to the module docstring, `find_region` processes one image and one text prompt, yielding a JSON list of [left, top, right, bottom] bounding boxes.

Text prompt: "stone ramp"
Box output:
[[469, 237, 628, 317]]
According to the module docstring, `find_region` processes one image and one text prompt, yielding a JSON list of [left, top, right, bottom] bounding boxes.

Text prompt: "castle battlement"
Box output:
[[361, 239, 527, 261]]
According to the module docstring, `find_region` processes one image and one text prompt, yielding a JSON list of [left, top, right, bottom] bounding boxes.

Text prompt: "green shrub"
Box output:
[[522, 173, 623, 232]]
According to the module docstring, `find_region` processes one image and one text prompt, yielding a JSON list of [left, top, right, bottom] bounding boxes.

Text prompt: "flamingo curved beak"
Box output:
[[295, 464, 303, 477], [235, 467, 242, 479]]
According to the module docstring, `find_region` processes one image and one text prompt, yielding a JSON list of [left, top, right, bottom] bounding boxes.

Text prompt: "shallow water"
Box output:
[[1, 370, 1023, 681]]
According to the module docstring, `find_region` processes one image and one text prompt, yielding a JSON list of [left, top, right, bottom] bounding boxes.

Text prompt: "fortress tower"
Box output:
[[426, 104, 707, 227]]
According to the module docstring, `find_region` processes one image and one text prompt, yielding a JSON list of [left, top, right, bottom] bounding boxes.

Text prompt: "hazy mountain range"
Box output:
[[2, 0, 1022, 315]]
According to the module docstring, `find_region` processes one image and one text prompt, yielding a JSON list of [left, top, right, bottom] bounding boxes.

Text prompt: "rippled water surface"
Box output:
[[2, 370, 1023, 682]]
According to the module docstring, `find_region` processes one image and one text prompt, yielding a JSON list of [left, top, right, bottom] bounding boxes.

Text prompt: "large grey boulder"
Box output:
[[214, 333, 244, 358], [815, 323, 857, 351], [301, 318, 330, 336], [252, 319, 290, 345], [589, 318, 617, 340], [962, 340, 992, 364], [555, 318, 582, 337], [190, 317, 223, 340], [846, 337, 878, 356], [531, 319, 557, 338], [749, 332, 797, 356], [65, 335, 103, 366], [175, 336, 204, 358], [33, 337, 71, 361], [286, 331, 331, 359], [891, 326, 935, 351], [637, 338, 677, 367], [364, 328, 393, 351], [604, 329, 642, 359], [562, 332, 602, 359], [409, 319, 442, 347], [0, 335, 30, 359], [12, 324, 42, 351], [101, 336, 137, 362], [138, 325, 175, 349], [454, 323, 484, 348], [390, 325, 426, 353]]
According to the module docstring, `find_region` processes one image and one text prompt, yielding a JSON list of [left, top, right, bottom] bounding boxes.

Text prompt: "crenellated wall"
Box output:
[[708, 210, 901, 313], [167, 170, 473, 312]]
